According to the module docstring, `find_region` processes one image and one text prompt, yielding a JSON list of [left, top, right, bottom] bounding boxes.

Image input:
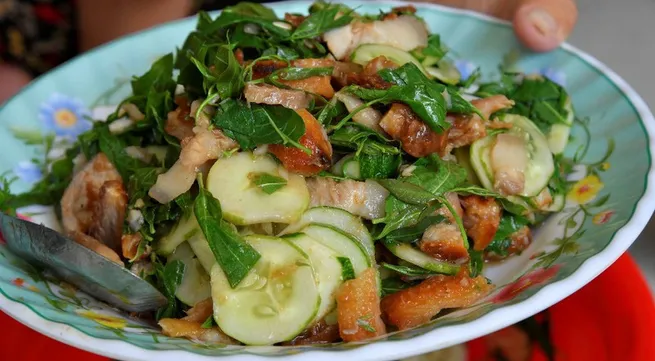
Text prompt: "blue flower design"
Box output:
[[540, 68, 567, 87], [14, 161, 43, 184], [454, 59, 477, 82], [39, 93, 92, 138]]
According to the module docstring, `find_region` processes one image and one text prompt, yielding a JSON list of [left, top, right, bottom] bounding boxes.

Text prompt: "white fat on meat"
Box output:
[[324, 15, 428, 60], [306, 178, 388, 220], [149, 130, 237, 204]]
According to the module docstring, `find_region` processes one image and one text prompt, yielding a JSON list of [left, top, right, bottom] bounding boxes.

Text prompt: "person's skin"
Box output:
[[0, 0, 577, 104]]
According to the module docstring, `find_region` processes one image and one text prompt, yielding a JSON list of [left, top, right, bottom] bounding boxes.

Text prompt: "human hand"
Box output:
[[411, 0, 578, 52]]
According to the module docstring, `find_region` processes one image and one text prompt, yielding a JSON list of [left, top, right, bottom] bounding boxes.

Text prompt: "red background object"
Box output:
[[1, 254, 653, 361]]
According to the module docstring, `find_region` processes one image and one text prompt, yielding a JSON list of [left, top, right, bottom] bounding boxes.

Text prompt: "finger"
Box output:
[[513, 0, 578, 52]]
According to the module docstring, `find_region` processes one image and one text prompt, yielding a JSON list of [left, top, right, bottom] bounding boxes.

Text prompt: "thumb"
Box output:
[[512, 0, 578, 52]]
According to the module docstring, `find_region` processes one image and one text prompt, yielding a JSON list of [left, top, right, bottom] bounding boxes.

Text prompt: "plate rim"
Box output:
[[1, 1, 654, 360]]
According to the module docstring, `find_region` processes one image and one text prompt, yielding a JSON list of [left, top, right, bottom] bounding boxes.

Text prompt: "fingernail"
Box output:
[[527, 8, 558, 37]]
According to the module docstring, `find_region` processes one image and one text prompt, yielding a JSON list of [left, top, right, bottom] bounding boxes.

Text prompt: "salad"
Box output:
[[1, 1, 574, 346]]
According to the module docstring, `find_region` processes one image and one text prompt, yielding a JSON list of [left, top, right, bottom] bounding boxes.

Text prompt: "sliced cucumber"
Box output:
[[168, 242, 211, 307], [187, 232, 216, 274], [157, 214, 199, 256], [426, 60, 461, 85], [454, 146, 480, 185], [383, 241, 460, 275], [284, 233, 343, 322], [470, 114, 555, 197], [546, 192, 566, 212], [350, 44, 429, 77], [301, 224, 370, 276], [331, 154, 362, 180], [210, 235, 320, 345], [206, 152, 310, 225], [546, 98, 574, 155], [280, 207, 375, 261]]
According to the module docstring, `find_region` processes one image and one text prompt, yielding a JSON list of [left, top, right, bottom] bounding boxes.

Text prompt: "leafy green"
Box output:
[[468, 249, 484, 277], [337, 257, 356, 281], [475, 74, 570, 132], [214, 100, 306, 150], [348, 63, 449, 133], [385, 215, 445, 243], [267, 66, 333, 81], [127, 168, 163, 203], [201, 314, 216, 329], [356, 315, 377, 333], [423, 34, 447, 60], [194, 181, 261, 288], [289, 4, 354, 40], [156, 259, 185, 320], [485, 213, 530, 256], [376, 179, 437, 205], [249, 172, 287, 194], [382, 263, 437, 277], [223, 2, 278, 19], [447, 88, 483, 117], [190, 43, 244, 100], [380, 277, 417, 297], [97, 126, 144, 181], [329, 123, 401, 179], [316, 98, 347, 126], [374, 156, 469, 242]]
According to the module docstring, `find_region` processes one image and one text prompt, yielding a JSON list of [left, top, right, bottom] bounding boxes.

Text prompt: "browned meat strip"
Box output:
[[381, 270, 492, 330], [380, 103, 449, 158], [460, 195, 502, 251]]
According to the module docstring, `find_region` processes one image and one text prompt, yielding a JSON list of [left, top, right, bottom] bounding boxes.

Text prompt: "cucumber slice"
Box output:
[[210, 235, 320, 345], [168, 242, 211, 307], [426, 60, 461, 85], [545, 192, 566, 212], [470, 114, 555, 197], [350, 44, 429, 77], [301, 224, 371, 276], [383, 241, 460, 275], [343, 158, 362, 179], [157, 214, 199, 256], [280, 207, 375, 261], [546, 98, 574, 155], [453, 146, 480, 185], [187, 233, 216, 274], [284, 233, 343, 322], [331, 154, 362, 180], [206, 152, 310, 225]]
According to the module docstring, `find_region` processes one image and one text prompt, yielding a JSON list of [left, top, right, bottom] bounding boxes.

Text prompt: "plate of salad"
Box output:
[[0, 1, 653, 360]]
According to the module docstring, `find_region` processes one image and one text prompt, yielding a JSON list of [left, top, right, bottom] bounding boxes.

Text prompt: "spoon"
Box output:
[[0, 213, 167, 312]]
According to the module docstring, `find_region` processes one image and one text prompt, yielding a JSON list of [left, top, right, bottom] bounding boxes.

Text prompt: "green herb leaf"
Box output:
[[97, 126, 144, 181], [249, 172, 287, 194], [156, 259, 186, 320], [194, 182, 261, 288], [385, 215, 445, 243], [201, 314, 216, 329], [380, 277, 417, 297], [267, 66, 333, 81], [485, 213, 530, 256], [451, 184, 501, 198], [376, 179, 437, 205], [349, 63, 449, 134], [382, 263, 437, 277], [214, 100, 306, 150], [468, 249, 484, 277], [223, 2, 278, 19], [337, 257, 356, 281], [356, 315, 377, 333], [290, 5, 353, 40], [127, 168, 163, 203]]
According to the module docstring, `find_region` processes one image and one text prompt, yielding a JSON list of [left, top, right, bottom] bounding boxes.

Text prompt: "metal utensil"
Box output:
[[0, 213, 167, 312]]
